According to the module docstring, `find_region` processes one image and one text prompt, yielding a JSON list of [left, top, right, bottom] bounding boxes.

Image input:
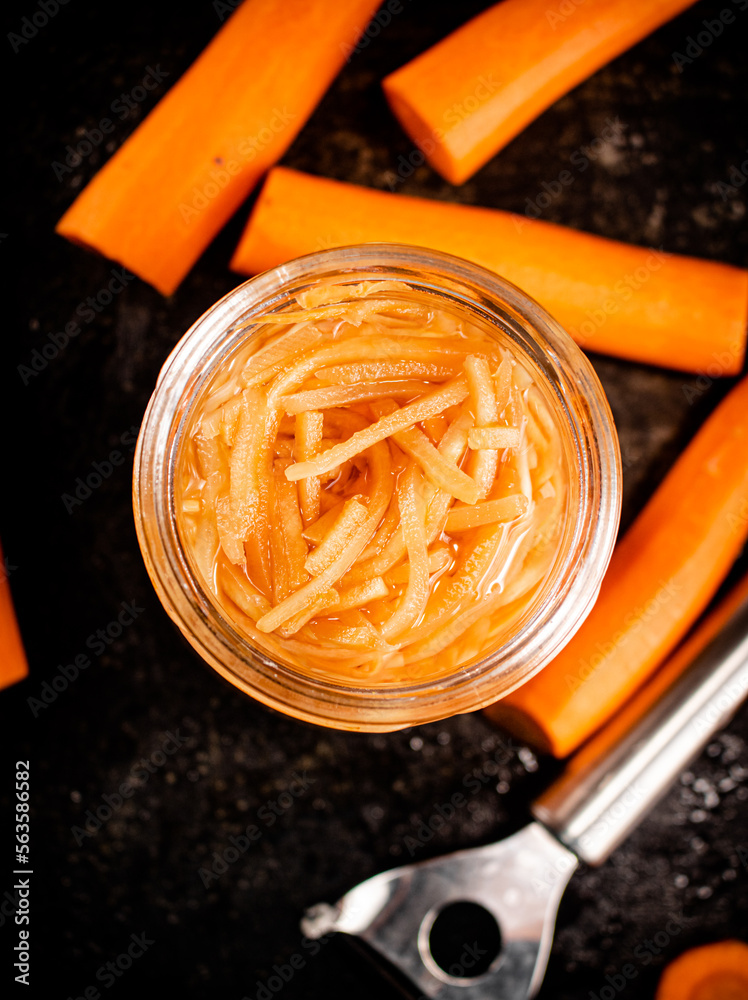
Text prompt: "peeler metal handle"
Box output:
[[532, 592, 748, 866], [303, 582, 748, 999]]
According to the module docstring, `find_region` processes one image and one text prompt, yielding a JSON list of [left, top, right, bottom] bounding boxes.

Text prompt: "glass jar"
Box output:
[[133, 244, 621, 732]]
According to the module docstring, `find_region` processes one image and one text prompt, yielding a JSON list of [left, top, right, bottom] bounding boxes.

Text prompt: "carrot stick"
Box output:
[[655, 940, 748, 1000], [231, 168, 748, 374], [55, 0, 382, 295], [285, 376, 470, 482], [485, 374, 748, 758], [382, 0, 698, 185], [0, 539, 27, 690]]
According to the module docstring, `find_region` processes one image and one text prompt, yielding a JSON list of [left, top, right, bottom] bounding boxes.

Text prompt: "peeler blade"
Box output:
[[302, 821, 577, 1000]]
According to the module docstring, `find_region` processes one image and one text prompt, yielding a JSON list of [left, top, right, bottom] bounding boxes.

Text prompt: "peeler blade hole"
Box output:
[[427, 900, 502, 979]]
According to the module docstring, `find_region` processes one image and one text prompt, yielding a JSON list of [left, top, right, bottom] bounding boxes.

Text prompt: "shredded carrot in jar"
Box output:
[[177, 280, 569, 684]]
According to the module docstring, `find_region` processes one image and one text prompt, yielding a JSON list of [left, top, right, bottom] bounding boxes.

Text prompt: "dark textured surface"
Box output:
[[4, 1, 748, 997]]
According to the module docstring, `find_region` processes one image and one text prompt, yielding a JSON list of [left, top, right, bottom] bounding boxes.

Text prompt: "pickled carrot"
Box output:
[[177, 281, 568, 679]]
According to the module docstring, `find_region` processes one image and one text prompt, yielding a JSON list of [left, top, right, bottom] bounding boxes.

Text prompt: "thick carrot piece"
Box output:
[[655, 940, 748, 1000], [0, 539, 28, 690], [55, 0, 382, 295], [485, 375, 748, 758], [231, 169, 748, 374], [382, 0, 697, 185]]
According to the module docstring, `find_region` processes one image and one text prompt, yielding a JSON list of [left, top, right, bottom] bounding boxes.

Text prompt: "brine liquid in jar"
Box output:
[[177, 279, 569, 684]]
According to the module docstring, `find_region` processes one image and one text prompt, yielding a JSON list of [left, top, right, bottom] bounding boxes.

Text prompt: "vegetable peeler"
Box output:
[[301, 588, 748, 999]]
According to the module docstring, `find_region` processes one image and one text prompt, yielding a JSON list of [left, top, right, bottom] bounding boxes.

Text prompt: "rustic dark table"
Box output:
[[5, 1, 748, 997]]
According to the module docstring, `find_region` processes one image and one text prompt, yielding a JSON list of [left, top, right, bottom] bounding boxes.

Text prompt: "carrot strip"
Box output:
[[423, 415, 449, 444], [359, 493, 401, 561], [468, 427, 521, 450], [493, 359, 513, 416], [298, 280, 412, 309], [446, 495, 528, 532], [220, 562, 273, 622], [247, 407, 279, 595], [404, 524, 511, 646], [268, 337, 469, 402], [229, 390, 266, 557], [0, 539, 28, 690], [305, 498, 369, 577], [271, 476, 309, 600], [315, 361, 462, 384], [655, 940, 748, 1000], [285, 377, 469, 482], [256, 440, 391, 632], [303, 502, 345, 545], [56, 0, 383, 295], [387, 547, 452, 586], [294, 410, 324, 527], [240, 323, 323, 389], [380, 466, 431, 640], [344, 408, 472, 586], [391, 423, 480, 505], [276, 589, 340, 638], [381, 0, 697, 185], [305, 611, 391, 651], [279, 380, 429, 414], [464, 356, 497, 425], [231, 168, 748, 374], [464, 355, 501, 499], [327, 577, 390, 613], [487, 374, 748, 757]]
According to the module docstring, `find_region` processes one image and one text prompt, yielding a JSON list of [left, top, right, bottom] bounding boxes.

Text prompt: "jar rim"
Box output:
[[134, 243, 621, 731]]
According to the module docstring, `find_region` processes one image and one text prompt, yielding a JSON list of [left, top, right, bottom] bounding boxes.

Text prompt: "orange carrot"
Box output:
[[56, 0, 382, 295], [484, 373, 748, 758], [655, 940, 748, 1000], [382, 0, 698, 185], [0, 539, 28, 690], [230, 168, 748, 374]]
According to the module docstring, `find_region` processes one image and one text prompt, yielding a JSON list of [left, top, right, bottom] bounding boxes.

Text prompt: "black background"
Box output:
[[3, 0, 748, 997]]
